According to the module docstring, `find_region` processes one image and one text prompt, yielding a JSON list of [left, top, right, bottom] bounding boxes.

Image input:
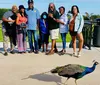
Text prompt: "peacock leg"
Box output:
[[63, 78, 69, 85], [75, 79, 77, 85]]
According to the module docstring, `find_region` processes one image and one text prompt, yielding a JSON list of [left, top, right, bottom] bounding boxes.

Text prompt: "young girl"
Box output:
[[16, 5, 27, 53], [39, 12, 49, 52]]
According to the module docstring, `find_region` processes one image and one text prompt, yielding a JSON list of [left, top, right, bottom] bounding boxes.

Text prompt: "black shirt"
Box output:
[[48, 10, 59, 30]]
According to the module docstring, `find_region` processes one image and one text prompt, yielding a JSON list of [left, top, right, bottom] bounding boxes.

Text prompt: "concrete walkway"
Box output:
[[0, 42, 100, 85]]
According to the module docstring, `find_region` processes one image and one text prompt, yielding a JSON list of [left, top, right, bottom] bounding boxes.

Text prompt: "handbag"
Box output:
[[20, 23, 27, 28]]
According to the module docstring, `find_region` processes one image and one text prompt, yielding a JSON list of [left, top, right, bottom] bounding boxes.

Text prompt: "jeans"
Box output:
[[27, 30, 38, 51], [61, 33, 67, 49]]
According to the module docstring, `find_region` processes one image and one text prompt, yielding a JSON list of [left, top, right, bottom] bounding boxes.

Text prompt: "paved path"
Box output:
[[0, 42, 100, 85]]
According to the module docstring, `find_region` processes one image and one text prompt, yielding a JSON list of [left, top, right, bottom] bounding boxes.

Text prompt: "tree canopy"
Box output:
[[0, 8, 10, 20]]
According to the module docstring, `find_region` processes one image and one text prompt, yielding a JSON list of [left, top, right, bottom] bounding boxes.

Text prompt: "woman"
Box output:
[[39, 12, 49, 52], [47, 3, 59, 55], [69, 5, 84, 57], [16, 5, 27, 53], [57, 6, 68, 54]]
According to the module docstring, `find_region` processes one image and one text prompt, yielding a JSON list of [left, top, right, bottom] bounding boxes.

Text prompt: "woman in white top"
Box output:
[[56, 6, 68, 53]]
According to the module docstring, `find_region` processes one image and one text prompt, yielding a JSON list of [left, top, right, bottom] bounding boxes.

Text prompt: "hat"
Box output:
[[28, 0, 33, 4], [19, 5, 25, 10]]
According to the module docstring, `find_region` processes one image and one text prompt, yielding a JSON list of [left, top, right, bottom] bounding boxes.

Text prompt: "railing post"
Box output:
[[89, 21, 92, 50]]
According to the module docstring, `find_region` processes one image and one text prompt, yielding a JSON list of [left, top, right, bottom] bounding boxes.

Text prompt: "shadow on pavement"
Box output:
[[22, 73, 62, 85], [58, 52, 72, 56]]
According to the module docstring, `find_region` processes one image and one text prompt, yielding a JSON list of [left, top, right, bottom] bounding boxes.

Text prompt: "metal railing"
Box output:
[[83, 20, 93, 50]]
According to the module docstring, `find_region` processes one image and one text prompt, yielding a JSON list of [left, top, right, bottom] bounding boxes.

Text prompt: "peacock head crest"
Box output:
[[93, 60, 99, 65]]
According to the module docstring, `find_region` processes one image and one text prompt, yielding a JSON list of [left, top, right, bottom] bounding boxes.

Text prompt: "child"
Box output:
[[39, 12, 49, 52]]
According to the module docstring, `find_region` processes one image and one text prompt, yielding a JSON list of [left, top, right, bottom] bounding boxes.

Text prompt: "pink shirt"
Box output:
[[17, 13, 27, 24]]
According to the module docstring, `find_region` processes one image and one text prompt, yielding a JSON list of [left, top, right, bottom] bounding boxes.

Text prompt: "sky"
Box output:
[[0, 0, 100, 15]]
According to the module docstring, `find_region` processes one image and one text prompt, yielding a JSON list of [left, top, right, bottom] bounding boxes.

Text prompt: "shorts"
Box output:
[[50, 29, 59, 39], [70, 31, 77, 36], [41, 33, 49, 44]]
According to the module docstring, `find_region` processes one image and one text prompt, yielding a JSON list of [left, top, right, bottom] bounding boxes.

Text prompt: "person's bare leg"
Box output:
[[72, 36, 76, 53], [77, 33, 84, 52], [77, 33, 84, 57], [71, 36, 77, 56], [46, 39, 56, 55], [46, 44, 48, 52], [50, 39, 56, 52]]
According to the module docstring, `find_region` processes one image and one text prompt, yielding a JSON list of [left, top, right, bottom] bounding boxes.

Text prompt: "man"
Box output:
[[47, 3, 60, 55], [26, 0, 40, 54], [2, 5, 18, 56]]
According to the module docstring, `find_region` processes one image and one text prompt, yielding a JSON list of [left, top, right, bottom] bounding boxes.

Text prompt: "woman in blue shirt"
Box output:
[[56, 6, 68, 54], [69, 5, 84, 57], [39, 12, 49, 52]]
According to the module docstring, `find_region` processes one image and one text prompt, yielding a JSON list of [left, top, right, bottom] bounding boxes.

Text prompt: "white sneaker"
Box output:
[[77, 51, 81, 57], [72, 52, 77, 57]]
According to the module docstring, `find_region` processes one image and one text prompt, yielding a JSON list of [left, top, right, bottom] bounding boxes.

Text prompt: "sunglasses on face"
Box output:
[[50, 6, 54, 8]]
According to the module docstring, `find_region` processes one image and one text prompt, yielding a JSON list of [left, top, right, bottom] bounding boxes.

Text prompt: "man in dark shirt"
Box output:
[[2, 5, 17, 56], [47, 3, 60, 55]]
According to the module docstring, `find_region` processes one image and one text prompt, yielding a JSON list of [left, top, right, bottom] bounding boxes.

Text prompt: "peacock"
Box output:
[[42, 61, 99, 85]]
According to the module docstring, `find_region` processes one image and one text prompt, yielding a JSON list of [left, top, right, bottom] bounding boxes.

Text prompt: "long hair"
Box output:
[[71, 5, 79, 15], [48, 3, 56, 14], [19, 9, 27, 18]]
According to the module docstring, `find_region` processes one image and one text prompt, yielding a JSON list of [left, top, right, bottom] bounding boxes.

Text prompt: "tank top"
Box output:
[[69, 15, 76, 32]]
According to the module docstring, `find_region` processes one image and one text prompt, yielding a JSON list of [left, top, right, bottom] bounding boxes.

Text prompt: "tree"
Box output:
[[0, 8, 10, 20], [84, 12, 100, 21]]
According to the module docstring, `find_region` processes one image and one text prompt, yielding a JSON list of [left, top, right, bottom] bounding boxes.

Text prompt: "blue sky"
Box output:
[[0, 0, 100, 15]]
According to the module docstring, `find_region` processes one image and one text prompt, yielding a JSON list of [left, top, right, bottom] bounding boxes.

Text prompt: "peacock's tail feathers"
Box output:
[[57, 64, 86, 76], [51, 66, 64, 73]]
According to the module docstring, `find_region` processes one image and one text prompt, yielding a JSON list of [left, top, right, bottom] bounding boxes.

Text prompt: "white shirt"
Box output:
[[59, 13, 68, 33]]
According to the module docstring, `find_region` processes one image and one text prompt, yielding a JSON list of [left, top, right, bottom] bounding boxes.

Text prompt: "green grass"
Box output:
[[0, 28, 3, 42], [0, 26, 71, 42], [49, 32, 71, 42]]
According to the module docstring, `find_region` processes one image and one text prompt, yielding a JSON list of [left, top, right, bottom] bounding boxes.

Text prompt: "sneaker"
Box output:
[[18, 52, 23, 54], [59, 49, 66, 53], [41, 49, 45, 53], [72, 52, 77, 57], [4, 52, 8, 56], [77, 51, 81, 57], [34, 50, 39, 54], [59, 50, 63, 53], [23, 51, 27, 53], [28, 50, 34, 53], [10, 51, 15, 54]]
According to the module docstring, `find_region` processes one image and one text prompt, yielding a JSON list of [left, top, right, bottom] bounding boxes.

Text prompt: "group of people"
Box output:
[[2, 0, 84, 57]]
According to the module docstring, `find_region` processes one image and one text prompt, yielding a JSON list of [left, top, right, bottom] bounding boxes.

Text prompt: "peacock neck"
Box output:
[[89, 64, 96, 72]]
